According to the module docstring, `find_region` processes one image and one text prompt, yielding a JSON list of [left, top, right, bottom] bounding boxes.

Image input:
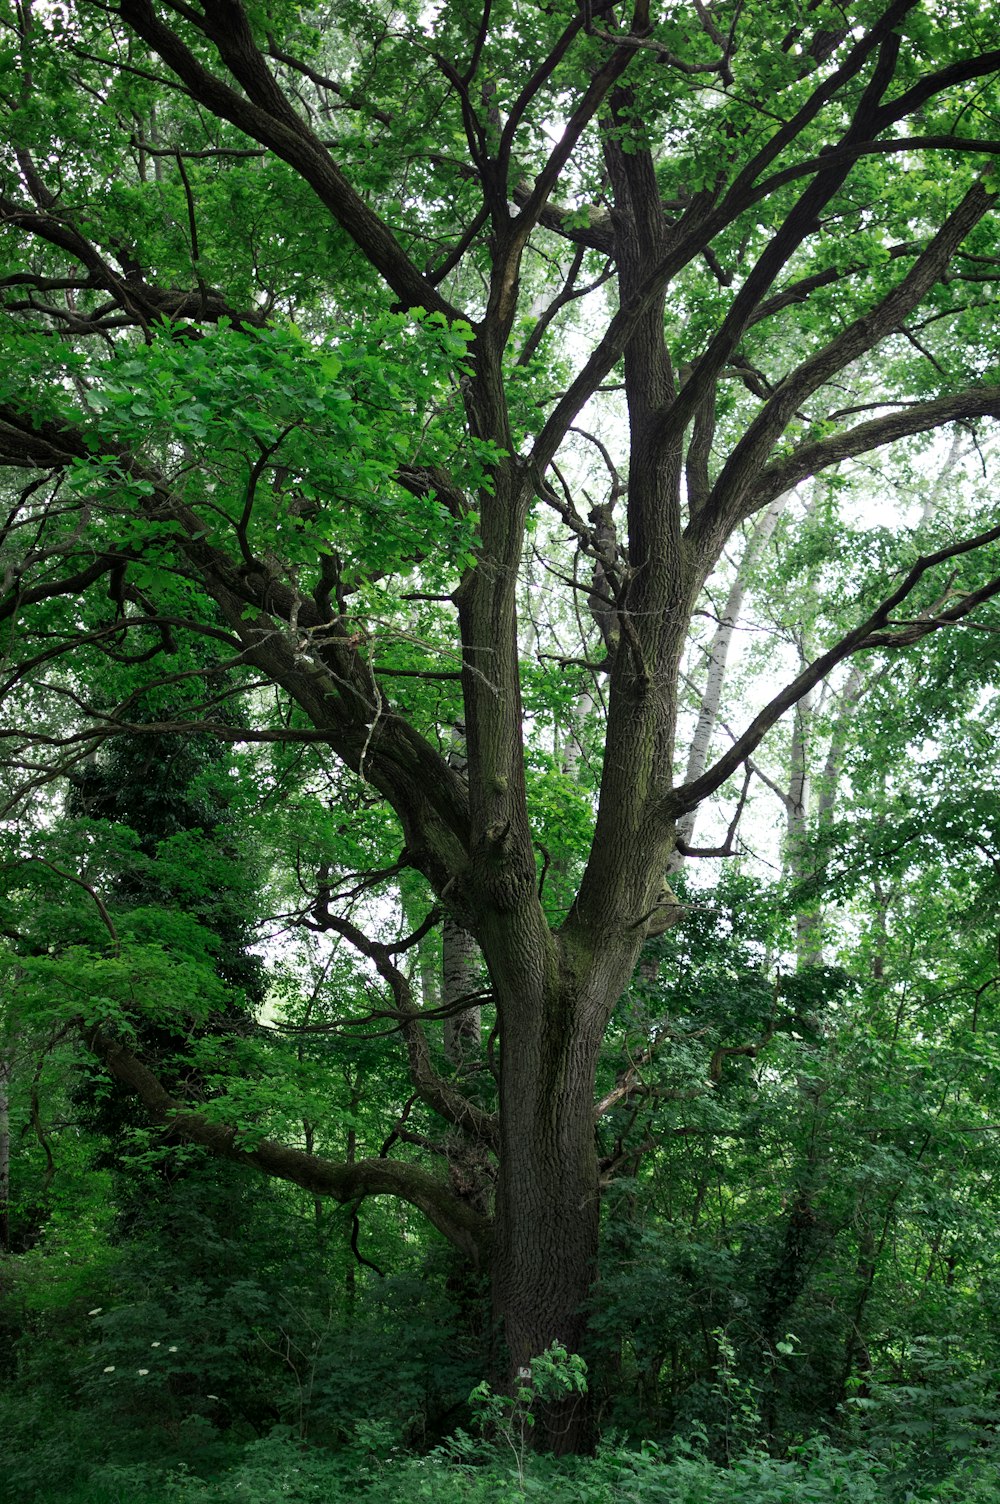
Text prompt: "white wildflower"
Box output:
[[137, 1368, 149, 1376], [168, 1345, 178, 1353], [103, 1366, 115, 1374], [88, 1308, 102, 1317], [150, 1341, 161, 1348]]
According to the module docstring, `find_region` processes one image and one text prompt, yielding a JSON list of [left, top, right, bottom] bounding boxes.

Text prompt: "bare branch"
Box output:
[[305, 903, 498, 1151]]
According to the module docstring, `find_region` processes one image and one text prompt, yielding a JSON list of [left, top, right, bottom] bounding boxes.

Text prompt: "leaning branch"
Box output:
[[117, 0, 460, 321], [745, 388, 1000, 515], [0, 403, 474, 895], [666, 522, 1000, 816], [84, 1023, 491, 1265]]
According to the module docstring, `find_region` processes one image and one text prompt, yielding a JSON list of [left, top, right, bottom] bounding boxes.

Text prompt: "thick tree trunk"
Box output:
[[484, 925, 640, 1453], [491, 1003, 602, 1451]]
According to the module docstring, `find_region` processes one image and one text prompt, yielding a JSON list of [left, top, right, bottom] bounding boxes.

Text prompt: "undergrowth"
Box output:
[[9, 1430, 1000, 1504]]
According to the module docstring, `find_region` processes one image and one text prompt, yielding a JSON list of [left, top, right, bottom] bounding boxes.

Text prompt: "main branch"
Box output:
[[85, 1023, 491, 1265]]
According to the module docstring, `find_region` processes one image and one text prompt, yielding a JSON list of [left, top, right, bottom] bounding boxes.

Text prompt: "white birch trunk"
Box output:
[[673, 491, 792, 858]]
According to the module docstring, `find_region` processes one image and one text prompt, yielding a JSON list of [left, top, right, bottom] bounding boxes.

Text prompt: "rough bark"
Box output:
[[489, 938, 613, 1452]]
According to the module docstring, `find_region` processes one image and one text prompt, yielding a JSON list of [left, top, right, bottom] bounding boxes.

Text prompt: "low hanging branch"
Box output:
[[82, 1022, 492, 1266]]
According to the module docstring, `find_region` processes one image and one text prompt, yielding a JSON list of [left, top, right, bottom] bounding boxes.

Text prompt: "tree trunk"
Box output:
[[675, 491, 791, 857], [441, 920, 492, 1222], [442, 919, 482, 1065], [487, 930, 632, 1453], [787, 684, 824, 967], [443, 729, 483, 1066]]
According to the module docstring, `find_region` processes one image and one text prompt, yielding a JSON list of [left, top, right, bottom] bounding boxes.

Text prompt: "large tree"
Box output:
[[3, 0, 1000, 1449]]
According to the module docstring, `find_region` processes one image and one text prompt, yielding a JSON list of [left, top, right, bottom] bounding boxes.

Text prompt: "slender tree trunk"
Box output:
[[787, 684, 824, 967], [443, 919, 482, 1065], [443, 730, 482, 1065], [440, 731, 490, 1221], [674, 492, 791, 856], [344, 1077, 359, 1312], [870, 877, 891, 981], [816, 662, 865, 829], [441, 919, 491, 1223], [919, 430, 964, 529], [837, 1216, 878, 1408], [418, 934, 440, 1013]]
